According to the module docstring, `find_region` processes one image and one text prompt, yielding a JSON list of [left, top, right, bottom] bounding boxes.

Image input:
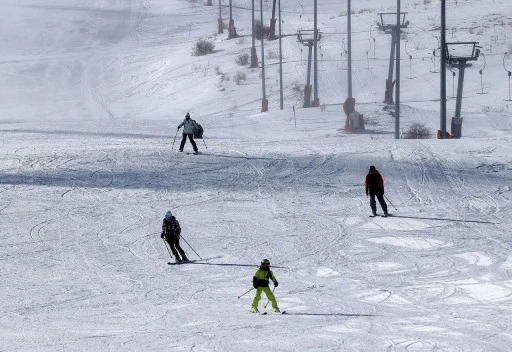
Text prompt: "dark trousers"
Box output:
[[165, 237, 187, 259], [370, 192, 388, 214], [179, 133, 198, 152]]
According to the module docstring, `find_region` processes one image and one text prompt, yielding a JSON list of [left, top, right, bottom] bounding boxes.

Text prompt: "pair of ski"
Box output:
[[166, 255, 222, 266], [167, 260, 195, 265], [258, 311, 287, 315]]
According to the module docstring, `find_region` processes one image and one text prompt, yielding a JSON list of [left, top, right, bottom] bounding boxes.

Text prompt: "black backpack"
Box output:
[[193, 120, 204, 139], [164, 217, 181, 239], [171, 219, 181, 238]]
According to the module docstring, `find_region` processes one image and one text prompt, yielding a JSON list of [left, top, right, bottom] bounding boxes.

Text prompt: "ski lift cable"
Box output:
[[479, 52, 486, 74], [405, 40, 412, 57], [504, 52, 511, 73]]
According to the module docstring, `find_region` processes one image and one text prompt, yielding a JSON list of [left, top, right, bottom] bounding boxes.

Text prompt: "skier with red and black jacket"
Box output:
[[365, 165, 388, 217], [161, 211, 188, 262]]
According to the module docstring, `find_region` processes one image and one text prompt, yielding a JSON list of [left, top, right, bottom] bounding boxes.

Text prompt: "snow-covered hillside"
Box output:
[[1, 0, 512, 351]]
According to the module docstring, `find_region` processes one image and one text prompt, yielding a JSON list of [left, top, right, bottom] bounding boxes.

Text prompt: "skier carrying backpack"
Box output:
[[177, 112, 199, 154], [251, 259, 280, 313], [161, 211, 188, 262], [365, 165, 388, 216]]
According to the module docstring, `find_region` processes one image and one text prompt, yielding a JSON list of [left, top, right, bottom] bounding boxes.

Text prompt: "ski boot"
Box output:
[[272, 307, 281, 314], [250, 307, 259, 313], [181, 255, 189, 262], [175, 255, 182, 263]]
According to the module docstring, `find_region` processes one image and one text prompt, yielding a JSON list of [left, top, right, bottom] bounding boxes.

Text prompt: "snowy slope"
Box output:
[[1, 0, 512, 351]]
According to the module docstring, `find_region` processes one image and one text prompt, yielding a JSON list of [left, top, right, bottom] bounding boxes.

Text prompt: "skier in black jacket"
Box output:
[[365, 165, 388, 216], [161, 211, 188, 262]]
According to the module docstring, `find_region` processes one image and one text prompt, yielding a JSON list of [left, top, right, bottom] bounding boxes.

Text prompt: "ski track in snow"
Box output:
[[2, 125, 512, 351], [1, 0, 512, 351]]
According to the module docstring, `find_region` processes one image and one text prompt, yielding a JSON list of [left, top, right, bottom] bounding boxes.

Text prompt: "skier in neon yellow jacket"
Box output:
[[251, 259, 280, 313]]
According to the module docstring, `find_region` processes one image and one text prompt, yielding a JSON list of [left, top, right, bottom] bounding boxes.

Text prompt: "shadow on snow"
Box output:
[[183, 262, 286, 268], [282, 312, 378, 317], [391, 214, 495, 225]]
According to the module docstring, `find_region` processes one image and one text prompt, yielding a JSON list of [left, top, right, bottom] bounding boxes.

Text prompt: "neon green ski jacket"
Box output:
[[253, 269, 277, 288]]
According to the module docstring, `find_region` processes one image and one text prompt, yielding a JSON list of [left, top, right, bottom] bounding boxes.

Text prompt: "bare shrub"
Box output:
[[236, 53, 250, 66], [193, 39, 215, 56], [291, 82, 303, 94], [291, 81, 304, 104], [234, 70, 247, 85], [266, 50, 278, 59], [482, 105, 504, 113], [403, 122, 431, 139], [254, 20, 270, 40], [357, 8, 373, 14], [220, 72, 230, 82], [364, 114, 379, 126]]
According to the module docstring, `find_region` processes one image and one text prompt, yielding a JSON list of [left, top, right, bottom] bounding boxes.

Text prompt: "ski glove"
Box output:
[[161, 233, 165, 239], [253, 277, 258, 289], [274, 281, 278, 287]]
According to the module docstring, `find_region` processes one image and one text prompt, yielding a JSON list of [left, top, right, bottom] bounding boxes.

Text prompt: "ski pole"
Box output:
[[237, 287, 254, 299], [180, 234, 203, 260], [163, 238, 173, 259], [384, 194, 397, 211], [263, 287, 276, 308], [172, 129, 179, 149], [201, 135, 208, 149]]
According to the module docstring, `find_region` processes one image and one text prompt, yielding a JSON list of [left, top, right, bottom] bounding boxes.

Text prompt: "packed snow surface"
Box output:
[[1, 0, 512, 351]]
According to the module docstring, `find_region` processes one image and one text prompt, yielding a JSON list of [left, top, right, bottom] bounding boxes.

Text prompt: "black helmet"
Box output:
[[185, 112, 190, 119], [260, 259, 271, 270], [369, 165, 376, 172]]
